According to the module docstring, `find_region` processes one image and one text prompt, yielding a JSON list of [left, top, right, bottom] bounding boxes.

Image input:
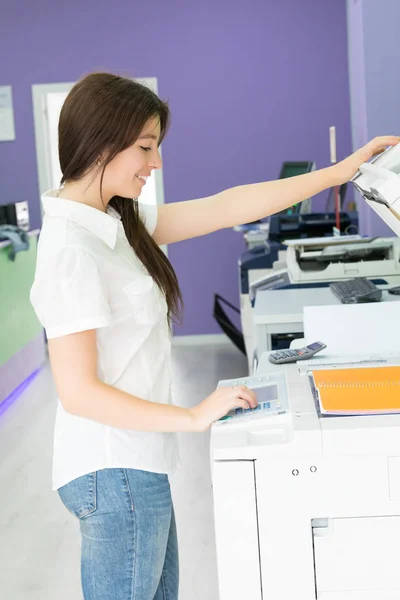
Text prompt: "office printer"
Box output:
[[280, 140, 400, 286], [210, 353, 400, 600], [226, 211, 358, 366], [240, 234, 400, 373], [284, 235, 400, 284], [240, 212, 359, 299], [238, 216, 360, 373]]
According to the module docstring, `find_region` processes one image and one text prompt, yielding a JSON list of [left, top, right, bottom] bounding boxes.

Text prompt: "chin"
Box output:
[[116, 188, 141, 199], [131, 184, 143, 199]]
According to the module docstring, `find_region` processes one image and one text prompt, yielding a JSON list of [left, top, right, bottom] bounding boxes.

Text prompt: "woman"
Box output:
[[30, 71, 398, 600]]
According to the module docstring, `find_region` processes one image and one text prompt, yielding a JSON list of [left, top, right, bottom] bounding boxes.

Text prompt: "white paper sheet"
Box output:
[[297, 353, 400, 375], [303, 301, 400, 356]]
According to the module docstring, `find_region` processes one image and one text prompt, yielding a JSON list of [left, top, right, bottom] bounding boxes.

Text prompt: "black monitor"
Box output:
[[268, 212, 355, 243], [278, 161, 316, 215]]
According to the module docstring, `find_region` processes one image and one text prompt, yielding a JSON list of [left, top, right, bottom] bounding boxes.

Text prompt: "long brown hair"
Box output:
[[58, 72, 183, 324]]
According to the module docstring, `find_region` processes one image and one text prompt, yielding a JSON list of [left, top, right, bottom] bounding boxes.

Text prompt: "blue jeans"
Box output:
[[57, 468, 179, 600]]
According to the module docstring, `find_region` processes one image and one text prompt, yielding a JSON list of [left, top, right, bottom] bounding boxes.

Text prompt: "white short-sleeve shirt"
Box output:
[[30, 190, 180, 490]]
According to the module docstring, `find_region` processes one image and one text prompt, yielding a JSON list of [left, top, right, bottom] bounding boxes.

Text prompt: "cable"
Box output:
[[334, 185, 340, 230]]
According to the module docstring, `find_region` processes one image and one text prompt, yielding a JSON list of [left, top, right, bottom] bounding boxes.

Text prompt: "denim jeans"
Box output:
[[57, 468, 179, 600]]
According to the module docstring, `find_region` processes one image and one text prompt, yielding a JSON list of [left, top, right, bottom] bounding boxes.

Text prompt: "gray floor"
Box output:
[[0, 341, 248, 600]]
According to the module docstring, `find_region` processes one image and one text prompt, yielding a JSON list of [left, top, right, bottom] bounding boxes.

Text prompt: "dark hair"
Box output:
[[58, 72, 183, 324]]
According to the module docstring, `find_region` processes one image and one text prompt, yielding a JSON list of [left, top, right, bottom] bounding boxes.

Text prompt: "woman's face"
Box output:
[[103, 117, 162, 201]]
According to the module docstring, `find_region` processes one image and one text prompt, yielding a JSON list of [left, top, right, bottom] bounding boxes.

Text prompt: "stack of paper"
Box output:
[[298, 353, 400, 375], [303, 302, 400, 357], [310, 366, 400, 416]]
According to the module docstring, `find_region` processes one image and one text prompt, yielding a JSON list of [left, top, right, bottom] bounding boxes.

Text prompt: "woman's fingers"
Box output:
[[233, 385, 258, 408]]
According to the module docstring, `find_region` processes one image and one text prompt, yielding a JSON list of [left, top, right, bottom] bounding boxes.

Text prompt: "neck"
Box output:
[[57, 178, 110, 212]]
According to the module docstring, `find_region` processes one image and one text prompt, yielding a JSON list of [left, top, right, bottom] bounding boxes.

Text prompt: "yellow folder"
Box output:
[[311, 366, 400, 415]]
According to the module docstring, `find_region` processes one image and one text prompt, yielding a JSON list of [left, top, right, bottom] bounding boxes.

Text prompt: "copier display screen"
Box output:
[[253, 384, 278, 404]]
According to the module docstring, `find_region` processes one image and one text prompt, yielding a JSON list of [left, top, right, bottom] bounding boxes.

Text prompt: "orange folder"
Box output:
[[311, 366, 400, 415]]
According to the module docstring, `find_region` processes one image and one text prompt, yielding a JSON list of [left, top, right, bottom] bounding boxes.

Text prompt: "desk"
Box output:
[[253, 286, 399, 356], [0, 229, 46, 411]]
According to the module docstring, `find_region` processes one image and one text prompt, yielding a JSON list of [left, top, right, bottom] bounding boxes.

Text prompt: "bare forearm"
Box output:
[[67, 380, 197, 432], [217, 165, 340, 227]]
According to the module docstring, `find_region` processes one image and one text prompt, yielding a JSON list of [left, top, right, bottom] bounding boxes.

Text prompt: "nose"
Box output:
[[149, 148, 162, 171]]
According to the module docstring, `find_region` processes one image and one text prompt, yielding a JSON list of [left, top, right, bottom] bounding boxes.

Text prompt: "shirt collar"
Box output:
[[41, 190, 121, 249]]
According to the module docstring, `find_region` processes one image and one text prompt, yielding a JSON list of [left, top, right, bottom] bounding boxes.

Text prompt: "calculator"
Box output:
[[268, 341, 327, 364]]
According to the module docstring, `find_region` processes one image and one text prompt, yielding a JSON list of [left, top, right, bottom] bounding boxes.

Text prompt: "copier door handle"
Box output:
[[311, 518, 334, 537]]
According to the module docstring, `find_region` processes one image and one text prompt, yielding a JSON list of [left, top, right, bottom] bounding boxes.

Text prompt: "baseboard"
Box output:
[[172, 334, 231, 346]]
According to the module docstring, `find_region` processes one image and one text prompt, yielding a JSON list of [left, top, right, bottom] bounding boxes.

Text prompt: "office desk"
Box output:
[[253, 286, 399, 356], [0, 229, 46, 412]]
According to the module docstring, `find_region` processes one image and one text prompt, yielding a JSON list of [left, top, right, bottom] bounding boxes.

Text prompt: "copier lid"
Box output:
[[352, 143, 400, 237]]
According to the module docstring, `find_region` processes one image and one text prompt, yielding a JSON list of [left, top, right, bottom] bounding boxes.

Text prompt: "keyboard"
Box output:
[[329, 277, 382, 304], [219, 401, 286, 422]]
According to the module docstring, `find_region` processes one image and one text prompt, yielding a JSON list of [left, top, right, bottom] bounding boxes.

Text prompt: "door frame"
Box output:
[[31, 77, 166, 214]]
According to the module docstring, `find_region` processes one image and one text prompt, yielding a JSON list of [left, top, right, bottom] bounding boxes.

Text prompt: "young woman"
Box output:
[[30, 71, 398, 600]]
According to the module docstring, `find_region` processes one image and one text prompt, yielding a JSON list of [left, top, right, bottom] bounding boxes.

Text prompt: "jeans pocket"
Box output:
[[57, 472, 97, 519]]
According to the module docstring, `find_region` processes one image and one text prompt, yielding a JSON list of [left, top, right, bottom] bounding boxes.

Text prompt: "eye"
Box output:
[[140, 146, 151, 152]]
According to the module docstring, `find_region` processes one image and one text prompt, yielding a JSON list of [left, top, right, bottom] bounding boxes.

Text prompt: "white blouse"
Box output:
[[30, 190, 179, 490]]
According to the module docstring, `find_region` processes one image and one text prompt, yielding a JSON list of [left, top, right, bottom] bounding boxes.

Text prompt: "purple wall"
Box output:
[[362, 0, 400, 237], [0, 0, 352, 335], [347, 0, 400, 238]]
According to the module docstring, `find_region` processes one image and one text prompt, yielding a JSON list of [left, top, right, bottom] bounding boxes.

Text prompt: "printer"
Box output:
[[211, 144, 400, 600], [239, 214, 359, 373], [277, 142, 400, 288], [240, 212, 358, 293], [285, 234, 400, 284], [240, 233, 400, 369], [210, 352, 400, 600]]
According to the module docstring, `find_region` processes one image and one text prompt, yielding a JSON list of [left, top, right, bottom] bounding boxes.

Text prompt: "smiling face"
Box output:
[[102, 117, 162, 200]]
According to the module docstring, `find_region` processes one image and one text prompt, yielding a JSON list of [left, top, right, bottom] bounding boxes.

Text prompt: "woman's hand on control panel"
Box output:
[[188, 385, 257, 432]]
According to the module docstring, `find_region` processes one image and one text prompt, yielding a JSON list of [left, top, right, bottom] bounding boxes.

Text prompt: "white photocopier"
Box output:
[[241, 234, 400, 373], [211, 143, 400, 599], [211, 350, 400, 600], [245, 233, 400, 303], [284, 235, 400, 284], [283, 139, 400, 289], [238, 213, 360, 373]]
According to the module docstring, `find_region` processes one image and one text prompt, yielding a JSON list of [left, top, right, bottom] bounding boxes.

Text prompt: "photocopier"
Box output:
[[211, 352, 400, 600], [211, 142, 400, 600], [239, 213, 361, 372], [240, 232, 400, 373], [284, 235, 400, 284], [239, 212, 358, 299]]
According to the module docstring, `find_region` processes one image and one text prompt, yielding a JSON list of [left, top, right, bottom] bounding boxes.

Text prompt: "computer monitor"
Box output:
[[278, 161, 316, 215]]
